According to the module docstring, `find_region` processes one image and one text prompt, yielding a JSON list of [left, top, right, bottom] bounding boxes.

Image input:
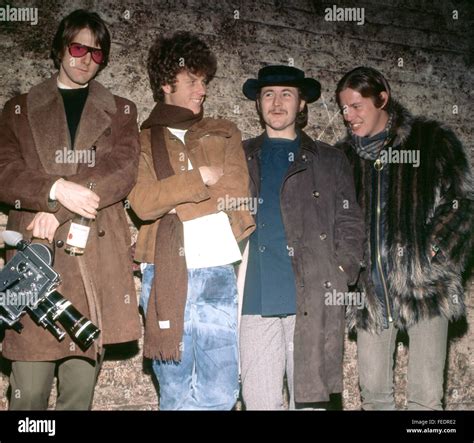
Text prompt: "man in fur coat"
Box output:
[[336, 66, 473, 410]]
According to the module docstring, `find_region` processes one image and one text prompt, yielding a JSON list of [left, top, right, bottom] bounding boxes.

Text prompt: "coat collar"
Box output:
[[245, 130, 319, 197], [27, 73, 116, 175], [186, 117, 236, 140], [164, 117, 236, 145], [389, 100, 414, 146]]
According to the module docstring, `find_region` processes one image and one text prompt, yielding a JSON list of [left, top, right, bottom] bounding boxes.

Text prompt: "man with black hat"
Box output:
[[240, 65, 365, 409]]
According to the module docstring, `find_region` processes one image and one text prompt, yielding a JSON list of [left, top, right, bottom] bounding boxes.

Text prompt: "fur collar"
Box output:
[[26, 73, 116, 176]]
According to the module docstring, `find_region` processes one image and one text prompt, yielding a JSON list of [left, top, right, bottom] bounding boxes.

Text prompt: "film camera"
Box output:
[[0, 231, 100, 350]]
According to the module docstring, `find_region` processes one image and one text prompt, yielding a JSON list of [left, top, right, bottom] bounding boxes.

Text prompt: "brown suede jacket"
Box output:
[[128, 117, 255, 263]]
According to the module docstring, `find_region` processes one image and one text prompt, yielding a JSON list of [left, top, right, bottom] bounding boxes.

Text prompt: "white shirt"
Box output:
[[167, 127, 242, 269]]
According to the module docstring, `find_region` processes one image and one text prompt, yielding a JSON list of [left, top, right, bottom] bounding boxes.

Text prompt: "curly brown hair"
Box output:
[[147, 31, 217, 102]]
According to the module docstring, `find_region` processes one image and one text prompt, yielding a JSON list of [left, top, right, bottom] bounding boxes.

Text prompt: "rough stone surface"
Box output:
[[0, 0, 472, 410]]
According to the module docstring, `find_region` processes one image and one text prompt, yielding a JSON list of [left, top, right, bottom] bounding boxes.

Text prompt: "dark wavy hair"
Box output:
[[256, 87, 309, 129], [147, 31, 217, 102], [335, 66, 392, 112], [51, 9, 111, 72]]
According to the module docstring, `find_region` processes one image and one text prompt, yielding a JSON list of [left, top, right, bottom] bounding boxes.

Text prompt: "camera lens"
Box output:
[[41, 291, 100, 350]]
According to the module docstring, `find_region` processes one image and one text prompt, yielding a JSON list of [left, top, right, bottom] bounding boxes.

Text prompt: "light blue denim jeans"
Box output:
[[141, 263, 239, 410]]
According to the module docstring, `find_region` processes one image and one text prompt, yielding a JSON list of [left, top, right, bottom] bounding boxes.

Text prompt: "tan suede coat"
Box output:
[[129, 118, 255, 263]]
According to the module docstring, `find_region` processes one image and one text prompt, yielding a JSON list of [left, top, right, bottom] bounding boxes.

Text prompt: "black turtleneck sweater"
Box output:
[[58, 86, 89, 148]]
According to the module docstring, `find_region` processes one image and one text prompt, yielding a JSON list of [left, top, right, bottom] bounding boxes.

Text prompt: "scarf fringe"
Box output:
[[143, 344, 182, 362]]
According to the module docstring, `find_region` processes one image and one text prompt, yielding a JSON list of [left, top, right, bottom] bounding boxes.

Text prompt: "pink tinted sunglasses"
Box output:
[[68, 42, 105, 64]]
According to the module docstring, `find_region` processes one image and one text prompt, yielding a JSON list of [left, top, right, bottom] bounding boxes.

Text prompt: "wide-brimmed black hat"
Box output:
[[242, 65, 321, 103]]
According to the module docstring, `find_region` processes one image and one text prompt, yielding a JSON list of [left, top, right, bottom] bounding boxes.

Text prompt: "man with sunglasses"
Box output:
[[0, 9, 141, 409]]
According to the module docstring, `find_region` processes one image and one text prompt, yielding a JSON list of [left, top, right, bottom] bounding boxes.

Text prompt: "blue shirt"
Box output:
[[242, 133, 299, 316]]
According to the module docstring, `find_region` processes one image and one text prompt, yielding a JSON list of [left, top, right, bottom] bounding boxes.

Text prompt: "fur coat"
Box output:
[[338, 101, 474, 333]]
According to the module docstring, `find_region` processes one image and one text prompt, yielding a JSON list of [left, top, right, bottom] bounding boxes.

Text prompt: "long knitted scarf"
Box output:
[[141, 103, 203, 361]]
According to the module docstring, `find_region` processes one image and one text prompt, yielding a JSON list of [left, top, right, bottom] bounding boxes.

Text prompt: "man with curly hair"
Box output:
[[128, 31, 255, 410]]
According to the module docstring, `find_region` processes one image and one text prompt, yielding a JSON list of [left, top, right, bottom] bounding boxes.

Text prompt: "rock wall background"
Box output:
[[0, 0, 472, 410]]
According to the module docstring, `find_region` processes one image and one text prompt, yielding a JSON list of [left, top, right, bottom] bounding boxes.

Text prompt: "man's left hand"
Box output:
[[26, 212, 60, 243]]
